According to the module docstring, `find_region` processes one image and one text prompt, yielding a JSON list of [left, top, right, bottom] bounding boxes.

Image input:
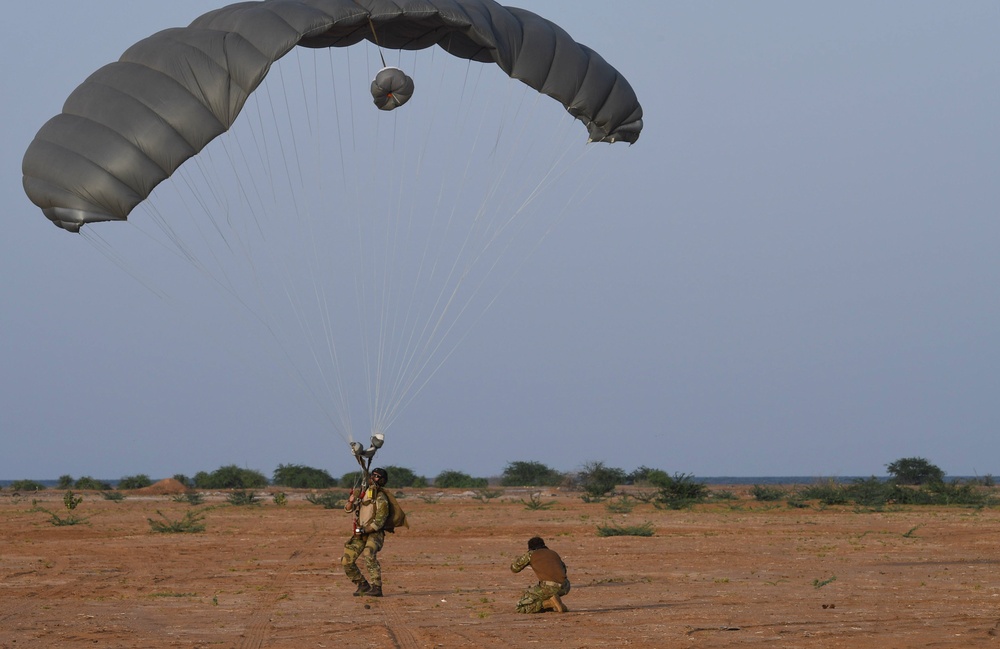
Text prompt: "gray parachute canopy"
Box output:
[[23, 0, 644, 233]]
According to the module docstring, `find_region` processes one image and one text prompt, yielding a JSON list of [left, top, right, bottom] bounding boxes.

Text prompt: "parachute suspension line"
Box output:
[[80, 226, 170, 301], [367, 17, 388, 69], [370, 49, 461, 433]]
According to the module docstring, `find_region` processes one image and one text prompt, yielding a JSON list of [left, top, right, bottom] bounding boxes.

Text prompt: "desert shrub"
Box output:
[[172, 474, 193, 488], [10, 480, 46, 492], [118, 474, 153, 490], [272, 491, 287, 506], [596, 521, 654, 537], [103, 491, 126, 502], [652, 473, 708, 509], [306, 491, 344, 509], [57, 475, 74, 489], [501, 461, 563, 487], [194, 465, 269, 489], [629, 467, 677, 489], [797, 480, 850, 505], [578, 461, 626, 499], [33, 491, 88, 526], [172, 492, 204, 505], [750, 485, 786, 502], [924, 480, 989, 506], [148, 510, 206, 533], [843, 477, 896, 507], [272, 464, 336, 489], [605, 495, 635, 513], [434, 470, 487, 489], [472, 488, 504, 502], [226, 489, 259, 506], [521, 492, 555, 510]]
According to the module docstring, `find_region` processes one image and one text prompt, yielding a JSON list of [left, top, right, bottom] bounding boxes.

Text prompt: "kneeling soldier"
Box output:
[[510, 536, 570, 613]]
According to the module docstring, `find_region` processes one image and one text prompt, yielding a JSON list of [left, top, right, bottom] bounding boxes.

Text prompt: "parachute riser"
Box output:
[[350, 433, 385, 492]]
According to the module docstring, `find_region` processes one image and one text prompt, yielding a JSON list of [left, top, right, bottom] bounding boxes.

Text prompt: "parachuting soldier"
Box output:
[[342, 466, 390, 597], [510, 536, 570, 613]]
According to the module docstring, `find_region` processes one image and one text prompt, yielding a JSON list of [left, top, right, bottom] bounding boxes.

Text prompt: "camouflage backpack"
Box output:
[[382, 488, 408, 533]]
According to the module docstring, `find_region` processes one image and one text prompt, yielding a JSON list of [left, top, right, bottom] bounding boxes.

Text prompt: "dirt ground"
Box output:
[[1, 485, 998, 649]]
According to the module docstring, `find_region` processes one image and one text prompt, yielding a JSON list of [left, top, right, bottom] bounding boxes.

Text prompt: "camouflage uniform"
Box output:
[[510, 544, 571, 613], [342, 485, 389, 588]]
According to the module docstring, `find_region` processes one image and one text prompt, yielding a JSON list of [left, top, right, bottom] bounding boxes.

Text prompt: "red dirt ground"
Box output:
[[1, 486, 998, 648]]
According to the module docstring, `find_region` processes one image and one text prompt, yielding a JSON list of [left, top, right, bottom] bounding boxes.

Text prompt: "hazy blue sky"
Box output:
[[3, 1, 999, 482]]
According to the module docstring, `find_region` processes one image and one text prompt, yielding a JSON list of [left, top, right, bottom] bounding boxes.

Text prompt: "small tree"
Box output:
[[577, 461, 626, 499], [886, 457, 945, 486]]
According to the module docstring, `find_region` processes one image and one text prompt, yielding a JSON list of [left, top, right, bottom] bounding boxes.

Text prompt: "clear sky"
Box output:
[[3, 1, 999, 482]]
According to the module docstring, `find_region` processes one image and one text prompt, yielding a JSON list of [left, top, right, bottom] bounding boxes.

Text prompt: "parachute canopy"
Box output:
[[22, 0, 643, 233]]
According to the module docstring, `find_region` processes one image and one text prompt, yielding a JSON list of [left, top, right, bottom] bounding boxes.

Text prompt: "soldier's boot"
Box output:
[[364, 584, 383, 598], [544, 595, 567, 613], [352, 580, 371, 596]]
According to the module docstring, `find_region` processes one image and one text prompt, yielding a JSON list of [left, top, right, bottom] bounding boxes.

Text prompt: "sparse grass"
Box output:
[[596, 521, 654, 537], [812, 575, 837, 589]]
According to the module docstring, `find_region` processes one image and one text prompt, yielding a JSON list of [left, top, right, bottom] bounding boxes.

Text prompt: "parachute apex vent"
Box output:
[[371, 67, 414, 111]]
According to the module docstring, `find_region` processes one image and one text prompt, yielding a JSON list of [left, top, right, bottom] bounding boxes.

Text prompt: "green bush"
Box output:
[[501, 461, 563, 487], [338, 465, 427, 488], [194, 465, 269, 489], [74, 476, 112, 490], [118, 474, 153, 490], [434, 470, 487, 489], [272, 464, 336, 489], [797, 480, 850, 505], [10, 479, 46, 492]]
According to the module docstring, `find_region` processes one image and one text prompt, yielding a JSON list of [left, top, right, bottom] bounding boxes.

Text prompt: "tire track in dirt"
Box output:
[[0, 551, 94, 627], [374, 597, 421, 649], [235, 532, 318, 649]]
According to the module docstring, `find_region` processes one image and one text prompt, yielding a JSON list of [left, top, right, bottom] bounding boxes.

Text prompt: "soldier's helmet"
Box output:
[[371, 467, 388, 485]]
